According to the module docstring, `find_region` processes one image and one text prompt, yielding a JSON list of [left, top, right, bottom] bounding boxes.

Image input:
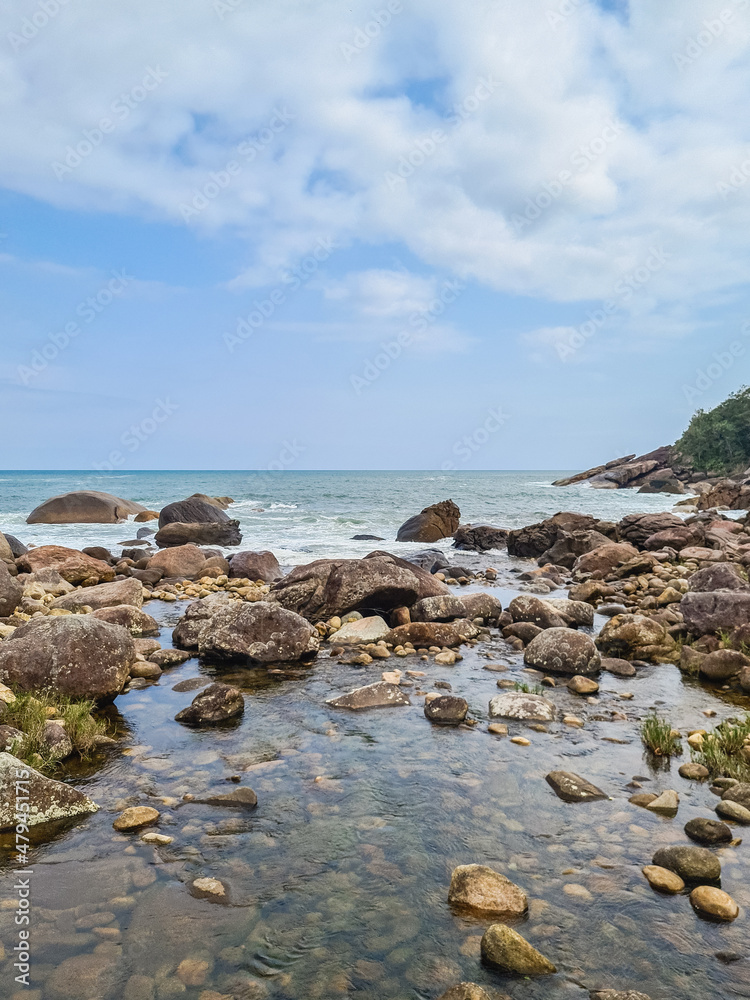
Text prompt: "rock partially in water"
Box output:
[[722, 782, 750, 809], [113, 806, 160, 832], [329, 615, 391, 643], [545, 771, 607, 803], [194, 601, 319, 664], [150, 648, 192, 668], [155, 520, 241, 548], [590, 991, 652, 1000], [679, 762, 710, 781], [652, 845, 721, 883], [524, 628, 601, 676], [642, 865, 685, 894], [175, 683, 244, 725], [386, 620, 478, 648], [27, 489, 146, 524], [489, 692, 555, 722], [327, 681, 411, 711], [192, 787, 258, 809], [191, 877, 229, 903], [684, 817, 733, 845], [567, 675, 599, 695], [699, 649, 749, 681], [438, 984, 504, 1000], [600, 657, 636, 677], [596, 614, 677, 663], [424, 695, 468, 726], [452, 523, 508, 552], [92, 604, 160, 635], [645, 790, 679, 816], [448, 864, 528, 918], [396, 499, 460, 542], [690, 885, 739, 922], [0, 752, 98, 830], [480, 923, 556, 975], [716, 799, 750, 824]]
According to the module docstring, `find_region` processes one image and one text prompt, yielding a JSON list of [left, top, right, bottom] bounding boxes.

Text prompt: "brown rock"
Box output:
[[113, 806, 160, 831], [91, 605, 160, 635], [396, 499, 460, 542], [327, 681, 411, 710], [228, 550, 282, 582], [16, 545, 115, 584], [642, 865, 685, 894], [26, 490, 147, 524], [699, 649, 750, 681], [448, 864, 528, 917], [480, 923, 556, 975], [175, 683, 244, 724], [596, 614, 678, 663], [524, 628, 601, 676], [690, 885, 739, 921], [574, 542, 639, 576], [386, 620, 477, 648], [148, 544, 207, 579], [51, 577, 144, 612]]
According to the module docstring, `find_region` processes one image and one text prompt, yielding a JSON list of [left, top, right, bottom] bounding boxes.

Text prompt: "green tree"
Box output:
[[676, 386, 750, 474]]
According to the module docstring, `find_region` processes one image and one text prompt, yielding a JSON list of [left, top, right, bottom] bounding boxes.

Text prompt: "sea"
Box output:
[[0, 469, 688, 561]]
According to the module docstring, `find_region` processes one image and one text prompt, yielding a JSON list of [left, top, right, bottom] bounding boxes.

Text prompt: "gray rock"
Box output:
[[546, 771, 607, 803], [194, 600, 319, 664], [684, 817, 733, 845], [488, 692, 555, 722], [716, 799, 750, 823], [159, 497, 230, 527], [681, 591, 750, 635], [330, 616, 390, 643], [175, 683, 244, 724], [652, 845, 721, 883], [193, 787, 257, 809], [0, 562, 22, 616], [51, 576, 144, 612], [424, 696, 468, 726], [459, 592, 504, 622], [155, 520, 241, 548], [688, 564, 750, 593], [0, 752, 98, 830], [327, 681, 411, 710], [524, 628, 601, 676], [411, 595, 467, 621], [722, 782, 750, 809], [508, 595, 569, 629]]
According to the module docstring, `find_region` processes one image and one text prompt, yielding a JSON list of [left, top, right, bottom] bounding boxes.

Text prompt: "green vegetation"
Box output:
[[3, 689, 109, 772], [692, 715, 750, 782], [512, 681, 544, 695], [640, 715, 683, 757], [675, 385, 750, 475]]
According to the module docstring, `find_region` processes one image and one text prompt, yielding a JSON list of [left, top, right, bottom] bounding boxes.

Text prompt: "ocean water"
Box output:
[[0, 470, 686, 562]]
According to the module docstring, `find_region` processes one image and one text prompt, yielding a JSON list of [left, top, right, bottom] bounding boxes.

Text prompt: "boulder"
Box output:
[[642, 526, 700, 551], [0, 753, 98, 830], [503, 622, 543, 645], [402, 549, 449, 573], [410, 595, 467, 621], [20, 567, 74, 596], [175, 682, 244, 724], [651, 845, 721, 883], [684, 817, 733, 845], [82, 546, 114, 563], [147, 544, 207, 579], [327, 681, 411, 710], [0, 616, 134, 700], [688, 564, 750, 592], [588, 458, 662, 489], [172, 593, 235, 648], [481, 924, 556, 975], [699, 649, 749, 681], [690, 885, 739, 922], [698, 479, 750, 511], [26, 490, 147, 524], [229, 550, 282, 582], [459, 592, 504, 622], [0, 532, 18, 573], [639, 476, 686, 495], [270, 552, 450, 620], [681, 591, 750, 635], [186, 492, 233, 509], [721, 783, 750, 809], [524, 629, 601, 676], [3, 533, 27, 558], [51, 577, 143, 612], [488, 692, 555, 722], [91, 605, 159, 635], [396, 499, 460, 542], [573, 542, 639, 577], [0, 562, 22, 616], [16, 545, 115, 585], [452, 524, 508, 551], [601, 657, 636, 677], [507, 513, 599, 559], [155, 520, 241, 547], [508, 596, 569, 629], [424, 695, 468, 726], [596, 614, 678, 662], [192, 601, 319, 663], [540, 529, 612, 569], [448, 864, 527, 917], [159, 498, 231, 527], [385, 621, 478, 648], [329, 616, 390, 643], [546, 771, 607, 803], [617, 512, 684, 547], [544, 598, 595, 627]]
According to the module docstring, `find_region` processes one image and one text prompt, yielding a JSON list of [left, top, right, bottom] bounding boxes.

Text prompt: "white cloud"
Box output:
[[2, 0, 750, 320]]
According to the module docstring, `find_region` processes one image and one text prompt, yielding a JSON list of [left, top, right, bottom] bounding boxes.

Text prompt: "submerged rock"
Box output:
[[0, 752, 98, 830], [481, 923, 556, 975], [175, 683, 244, 725], [546, 771, 607, 803], [448, 864, 528, 917], [327, 681, 411, 710]]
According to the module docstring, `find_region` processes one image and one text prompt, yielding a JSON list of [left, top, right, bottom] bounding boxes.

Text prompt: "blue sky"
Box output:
[[2, 0, 750, 471]]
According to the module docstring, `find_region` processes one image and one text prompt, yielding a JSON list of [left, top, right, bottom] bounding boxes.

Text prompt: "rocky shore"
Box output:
[[0, 488, 749, 999]]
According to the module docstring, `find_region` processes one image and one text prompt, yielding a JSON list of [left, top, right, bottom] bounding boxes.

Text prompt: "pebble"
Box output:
[[679, 762, 710, 781], [510, 737, 530, 746], [642, 865, 685, 894], [567, 676, 599, 695], [563, 715, 584, 728], [113, 807, 160, 832], [191, 878, 228, 901], [646, 790, 679, 815], [488, 724, 508, 736], [690, 885, 739, 922]]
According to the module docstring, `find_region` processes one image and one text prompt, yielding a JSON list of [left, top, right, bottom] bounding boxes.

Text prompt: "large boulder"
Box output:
[[0, 753, 98, 830], [269, 552, 450, 620], [0, 616, 134, 700], [51, 577, 143, 612], [617, 513, 684, 548], [16, 545, 115, 585], [190, 601, 319, 663], [573, 542, 639, 577], [539, 530, 611, 569], [688, 564, 750, 593], [508, 596, 569, 629], [596, 614, 678, 662], [452, 524, 508, 552], [524, 629, 601, 676], [155, 521, 241, 548], [698, 479, 750, 511], [396, 500, 460, 542], [410, 595, 468, 622], [699, 649, 750, 681], [385, 620, 479, 648], [172, 593, 235, 648], [642, 525, 701, 551], [159, 497, 231, 527], [544, 598, 595, 627], [507, 513, 599, 559], [147, 544, 207, 579], [2, 533, 26, 560], [91, 605, 159, 635], [459, 592, 504, 622], [229, 550, 282, 582], [681, 591, 750, 635], [0, 562, 22, 616], [26, 490, 147, 524], [175, 682, 244, 724]]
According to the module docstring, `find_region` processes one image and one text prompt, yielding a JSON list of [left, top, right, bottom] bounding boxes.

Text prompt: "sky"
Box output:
[[2, 0, 750, 471]]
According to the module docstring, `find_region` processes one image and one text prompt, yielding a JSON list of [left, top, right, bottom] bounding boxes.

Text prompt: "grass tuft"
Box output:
[[692, 715, 750, 781], [3, 688, 110, 772], [640, 715, 683, 757]]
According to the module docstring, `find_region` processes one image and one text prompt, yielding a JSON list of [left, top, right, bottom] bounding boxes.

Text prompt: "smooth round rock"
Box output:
[[684, 817, 733, 845], [716, 799, 750, 824], [448, 864, 527, 917], [679, 762, 710, 781], [424, 695, 468, 726], [113, 806, 160, 832], [642, 865, 685, 894], [652, 845, 721, 883], [690, 885, 739, 922], [480, 923, 556, 975], [567, 675, 599, 695]]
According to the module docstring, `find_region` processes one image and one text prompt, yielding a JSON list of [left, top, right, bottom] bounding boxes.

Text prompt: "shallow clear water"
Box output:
[[1, 470, 686, 564]]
